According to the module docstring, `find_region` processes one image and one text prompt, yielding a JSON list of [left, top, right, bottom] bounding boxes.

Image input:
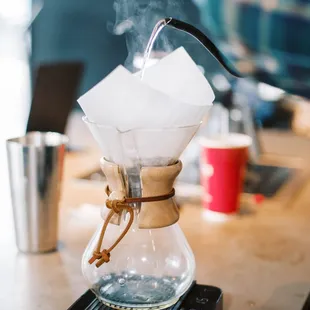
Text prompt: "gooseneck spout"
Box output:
[[164, 17, 242, 78]]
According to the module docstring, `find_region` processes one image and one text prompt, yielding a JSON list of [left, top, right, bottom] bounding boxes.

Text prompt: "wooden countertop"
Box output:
[[2, 113, 310, 309]]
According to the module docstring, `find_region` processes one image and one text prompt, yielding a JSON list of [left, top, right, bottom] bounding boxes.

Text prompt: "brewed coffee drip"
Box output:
[[142, 17, 242, 79]]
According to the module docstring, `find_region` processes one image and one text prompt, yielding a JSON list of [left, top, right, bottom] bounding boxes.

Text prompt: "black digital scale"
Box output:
[[67, 282, 310, 310], [68, 282, 223, 310]]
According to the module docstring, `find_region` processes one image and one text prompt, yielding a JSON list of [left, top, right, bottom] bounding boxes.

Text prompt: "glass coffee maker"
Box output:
[[81, 119, 200, 309], [79, 17, 240, 310]]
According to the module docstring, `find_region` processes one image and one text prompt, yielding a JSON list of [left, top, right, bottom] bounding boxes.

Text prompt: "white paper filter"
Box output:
[[78, 47, 215, 165]]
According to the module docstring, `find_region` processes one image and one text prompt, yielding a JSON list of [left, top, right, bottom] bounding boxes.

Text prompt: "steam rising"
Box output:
[[112, 0, 186, 71]]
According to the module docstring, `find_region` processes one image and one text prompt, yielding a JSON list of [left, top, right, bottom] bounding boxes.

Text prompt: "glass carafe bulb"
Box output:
[[82, 207, 195, 309]]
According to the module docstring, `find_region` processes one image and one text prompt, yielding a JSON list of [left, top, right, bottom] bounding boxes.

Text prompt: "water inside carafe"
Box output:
[[93, 273, 183, 309]]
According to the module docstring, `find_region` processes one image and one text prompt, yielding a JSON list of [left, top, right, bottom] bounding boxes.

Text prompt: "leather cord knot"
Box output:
[[88, 185, 175, 268], [96, 250, 111, 266], [106, 199, 126, 214], [92, 251, 103, 260]]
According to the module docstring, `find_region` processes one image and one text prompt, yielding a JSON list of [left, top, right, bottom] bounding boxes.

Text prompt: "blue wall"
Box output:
[[31, 0, 203, 96]]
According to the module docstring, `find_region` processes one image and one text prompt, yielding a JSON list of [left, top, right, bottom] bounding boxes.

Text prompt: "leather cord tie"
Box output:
[[88, 186, 175, 268]]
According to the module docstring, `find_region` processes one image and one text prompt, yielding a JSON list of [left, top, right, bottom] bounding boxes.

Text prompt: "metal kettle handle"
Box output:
[[164, 17, 242, 78]]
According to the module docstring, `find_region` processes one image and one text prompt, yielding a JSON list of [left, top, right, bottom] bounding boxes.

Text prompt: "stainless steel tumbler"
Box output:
[[6, 131, 68, 253]]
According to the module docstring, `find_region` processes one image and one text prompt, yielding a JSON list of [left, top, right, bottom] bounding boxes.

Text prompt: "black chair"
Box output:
[[26, 62, 83, 135]]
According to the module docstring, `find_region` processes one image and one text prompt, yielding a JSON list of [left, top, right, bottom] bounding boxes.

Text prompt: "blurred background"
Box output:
[[1, 0, 310, 198], [1, 0, 310, 135], [2, 2, 310, 308]]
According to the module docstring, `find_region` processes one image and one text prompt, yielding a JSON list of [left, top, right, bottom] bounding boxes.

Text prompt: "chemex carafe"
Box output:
[[79, 17, 240, 310], [81, 119, 199, 309]]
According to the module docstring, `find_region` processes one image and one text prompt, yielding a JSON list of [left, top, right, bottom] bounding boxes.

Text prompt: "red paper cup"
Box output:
[[200, 133, 252, 215]]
